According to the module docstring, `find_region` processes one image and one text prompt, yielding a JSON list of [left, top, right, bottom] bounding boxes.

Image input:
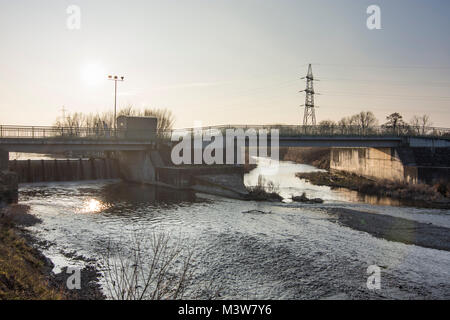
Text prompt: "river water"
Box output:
[[21, 158, 450, 299]]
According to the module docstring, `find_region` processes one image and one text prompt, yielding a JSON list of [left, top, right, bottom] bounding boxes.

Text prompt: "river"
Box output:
[[21, 158, 450, 299]]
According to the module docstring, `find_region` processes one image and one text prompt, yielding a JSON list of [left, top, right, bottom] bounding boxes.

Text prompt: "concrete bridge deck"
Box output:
[[1, 124, 449, 153], [0, 137, 154, 153]]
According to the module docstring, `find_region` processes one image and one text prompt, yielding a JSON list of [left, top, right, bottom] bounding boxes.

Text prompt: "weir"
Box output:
[[9, 158, 120, 183]]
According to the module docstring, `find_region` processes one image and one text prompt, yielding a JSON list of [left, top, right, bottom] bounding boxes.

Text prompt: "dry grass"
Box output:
[[359, 179, 446, 201], [297, 170, 448, 204], [433, 181, 450, 198], [0, 212, 64, 300]]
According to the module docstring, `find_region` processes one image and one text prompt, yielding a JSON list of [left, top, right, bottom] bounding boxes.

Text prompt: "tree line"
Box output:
[[317, 111, 435, 135], [54, 106, 175, 134], [54, 107, 437, 137]]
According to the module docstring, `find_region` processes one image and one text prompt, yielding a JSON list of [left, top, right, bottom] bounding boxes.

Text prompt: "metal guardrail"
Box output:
[[173, 124, 450, 139], [0, 124, 449, 141], [0, 125, 157, 141]]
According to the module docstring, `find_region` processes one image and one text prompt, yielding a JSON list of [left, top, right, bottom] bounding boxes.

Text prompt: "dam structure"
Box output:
[[1, 121, 450, 203]]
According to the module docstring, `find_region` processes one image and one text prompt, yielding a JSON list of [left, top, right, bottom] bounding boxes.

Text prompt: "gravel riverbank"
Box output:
[[324, 207, 450, 252], [0, 204, 104, 300]]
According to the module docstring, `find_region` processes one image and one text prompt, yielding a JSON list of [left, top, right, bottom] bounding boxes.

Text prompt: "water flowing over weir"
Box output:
[[9, 158, 120, 183], [20, 158, 450, 299]]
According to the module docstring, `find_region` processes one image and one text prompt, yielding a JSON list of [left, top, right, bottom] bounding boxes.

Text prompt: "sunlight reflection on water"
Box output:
[[77, 198, 109, 214]]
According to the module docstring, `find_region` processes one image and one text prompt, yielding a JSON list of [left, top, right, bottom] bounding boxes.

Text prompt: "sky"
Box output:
[[0, 0, 449, 128]]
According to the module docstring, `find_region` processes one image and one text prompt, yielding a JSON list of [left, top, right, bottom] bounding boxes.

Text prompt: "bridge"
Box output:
[[1, 124, 449, 153], [1, 124, 449, 201], [0, 125, 155, 153]]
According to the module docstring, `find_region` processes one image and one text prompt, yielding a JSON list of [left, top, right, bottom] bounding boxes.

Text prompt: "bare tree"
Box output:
[[318, 120, 336, 134], [410, 114, 432, 135], [102, 232, 194, 300], [54, 112, 86, 136], [350, 111, 378, 133], [337, 116, 357, 134], [53, 106, 175, 138], [118, 105, 140, 117], [142, 108, 175, 138]]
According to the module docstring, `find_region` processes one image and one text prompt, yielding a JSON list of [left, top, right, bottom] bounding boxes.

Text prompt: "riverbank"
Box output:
[[0, 204, 104, 300], [296, 170, 450, 209], [324, 207, 450, 252]]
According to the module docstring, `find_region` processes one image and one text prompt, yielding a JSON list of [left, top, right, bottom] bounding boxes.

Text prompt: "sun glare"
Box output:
[[80, 63, 105, 86], [79, 198, 107, 214]]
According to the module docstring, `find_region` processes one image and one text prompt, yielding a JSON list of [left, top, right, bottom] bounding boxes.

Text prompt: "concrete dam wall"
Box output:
[[330, 147, 450, 184], [9, 158, 120, 183], [330, 148, 406, 181]]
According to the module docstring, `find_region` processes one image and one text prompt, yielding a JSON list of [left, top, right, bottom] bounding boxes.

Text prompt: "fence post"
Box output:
[[32, 126, 35, 138]]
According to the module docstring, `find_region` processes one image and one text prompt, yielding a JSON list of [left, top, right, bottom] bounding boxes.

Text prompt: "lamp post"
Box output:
[[108, 75, 125, 131]]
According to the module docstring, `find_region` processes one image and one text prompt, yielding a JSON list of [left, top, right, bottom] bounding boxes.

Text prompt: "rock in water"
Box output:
[[292, 192, 324, 204]]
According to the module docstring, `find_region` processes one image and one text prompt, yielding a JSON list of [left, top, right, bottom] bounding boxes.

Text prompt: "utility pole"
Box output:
[[299, 64, 317, 126], [108, 75, 125, 130]]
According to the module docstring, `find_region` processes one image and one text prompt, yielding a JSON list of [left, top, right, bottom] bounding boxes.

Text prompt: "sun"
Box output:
[[80, 63, 105, 86]]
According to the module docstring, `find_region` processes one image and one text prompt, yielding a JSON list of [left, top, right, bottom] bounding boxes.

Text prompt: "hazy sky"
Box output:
[[1, 0, 449, 128]]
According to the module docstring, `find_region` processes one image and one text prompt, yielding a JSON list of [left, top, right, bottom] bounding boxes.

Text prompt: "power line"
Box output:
[[312, 63, 450, 70], [321, 91, 450, 100], [319, 77, 450, 87]]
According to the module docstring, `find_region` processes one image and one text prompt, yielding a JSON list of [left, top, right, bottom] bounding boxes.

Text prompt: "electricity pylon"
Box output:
[[299, 64, 317, 126]]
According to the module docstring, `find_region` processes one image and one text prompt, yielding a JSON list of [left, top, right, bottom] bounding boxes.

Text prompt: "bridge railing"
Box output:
[[172, 124, 450, 139], [0, 125, 157, 141], [1, 124, 449, 141]]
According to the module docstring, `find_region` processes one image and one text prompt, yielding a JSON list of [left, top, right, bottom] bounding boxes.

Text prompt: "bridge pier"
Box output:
[[0, 149, 8, 171], [330, 147, 450, 184], [0, 149, 18, 205], [116, 150, 156, 184]]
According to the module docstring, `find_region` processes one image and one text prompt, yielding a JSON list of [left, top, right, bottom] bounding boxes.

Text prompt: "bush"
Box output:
[[246, 176, 282, 202]]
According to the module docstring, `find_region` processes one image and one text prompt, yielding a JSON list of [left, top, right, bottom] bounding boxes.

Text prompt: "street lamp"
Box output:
[[108, 75, 125, 130]]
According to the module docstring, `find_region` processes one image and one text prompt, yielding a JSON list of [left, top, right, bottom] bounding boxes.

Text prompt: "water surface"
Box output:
[[22, 158, 450, 299]]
